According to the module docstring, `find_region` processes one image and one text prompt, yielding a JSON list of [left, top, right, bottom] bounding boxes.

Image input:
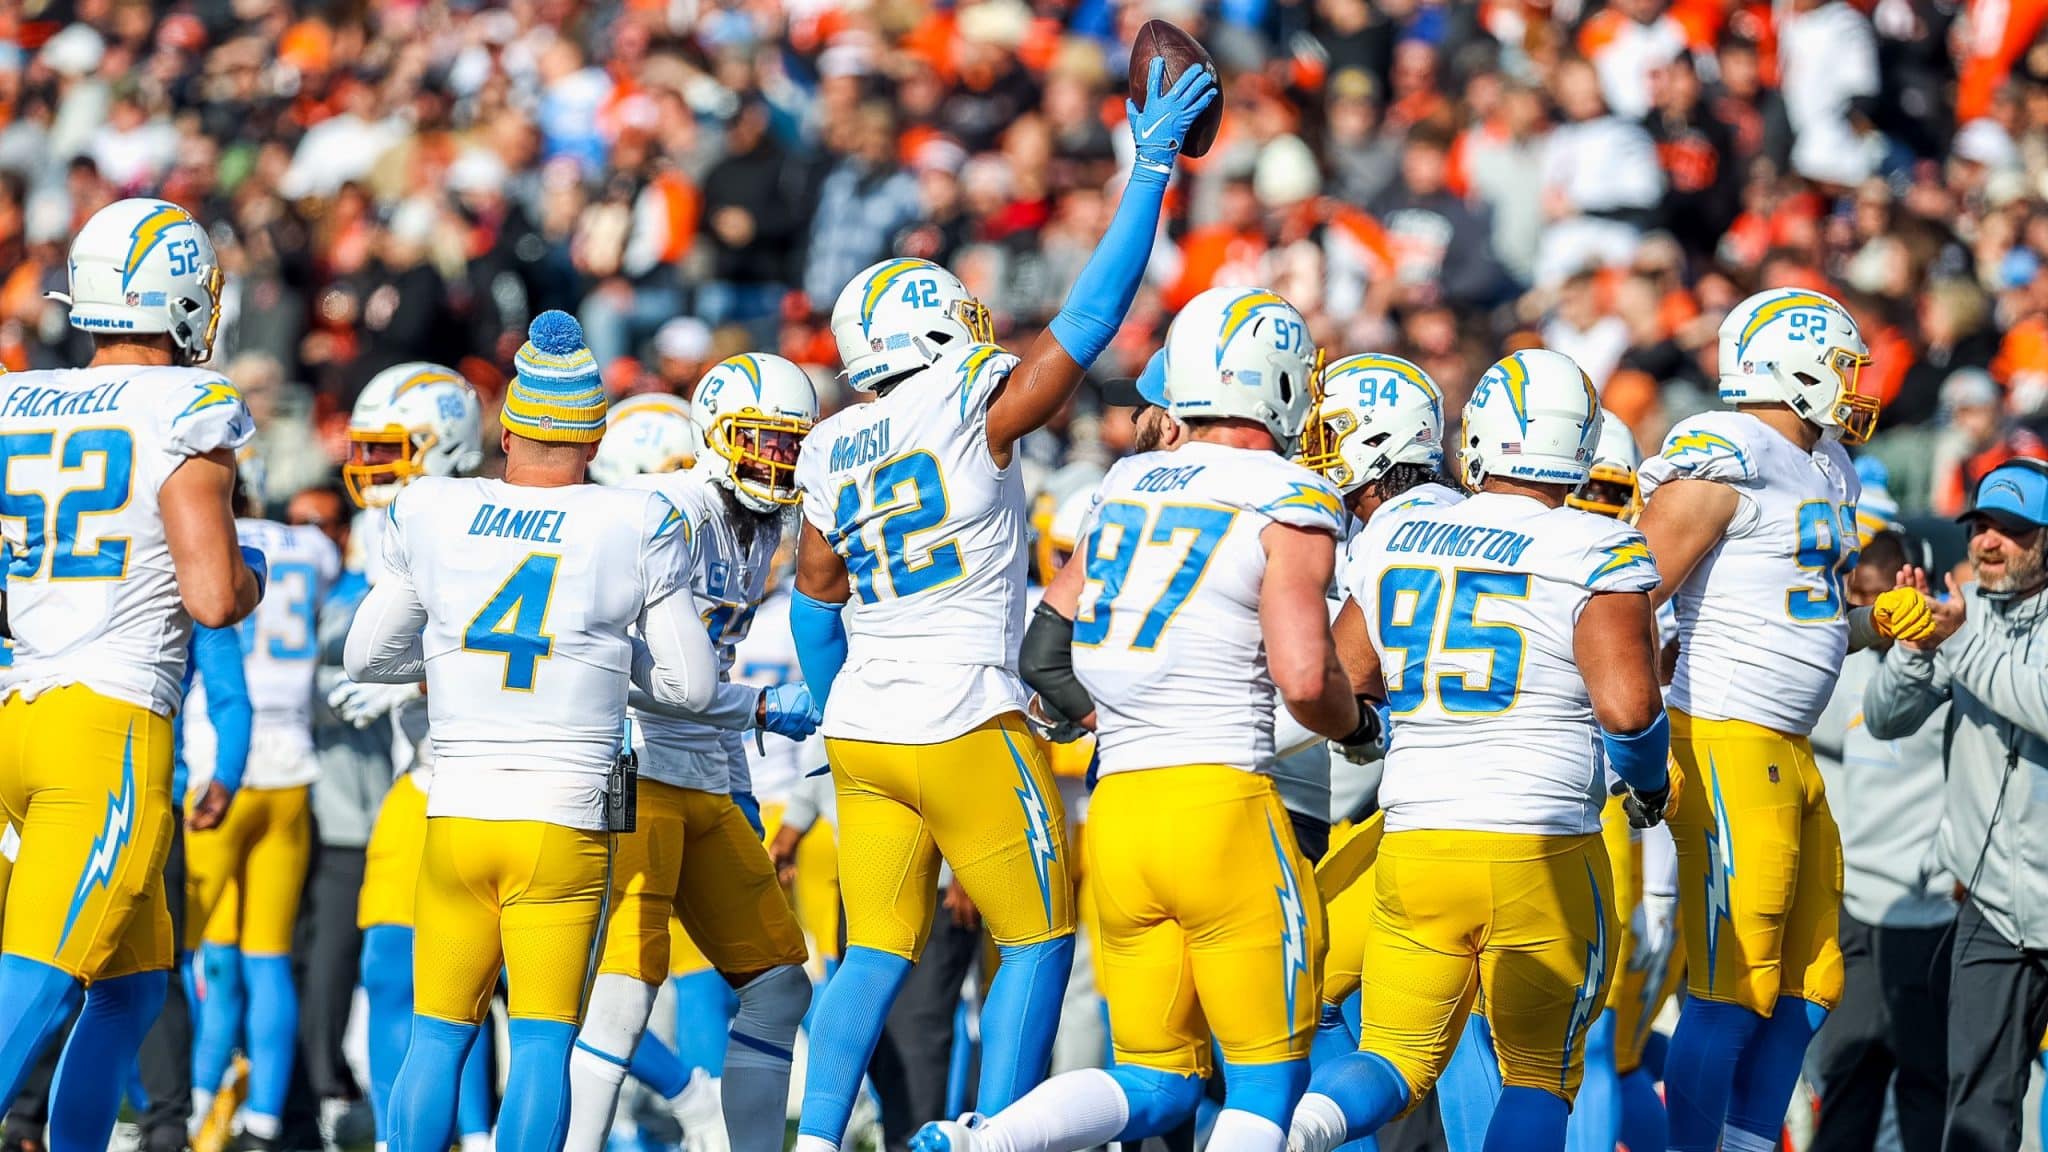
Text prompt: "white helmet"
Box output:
[[589, 394, 703, 486], [1460, 349, 1603, 489], [831, 258, 994, 392], [345, 362, 485, 508], [1030, 463, 1105, 584], [692, 353, 818, 512], [53, 198, 223, 364], [1717, 288, 1876, 443], [1297, 353, 1443, 495], [1566, 408, 1643, 519], [1162, 286, 1320, 453]]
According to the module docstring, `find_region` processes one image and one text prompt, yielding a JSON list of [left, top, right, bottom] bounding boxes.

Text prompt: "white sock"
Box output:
[[725, 966, 810, 1152], [565, 973, 658, 1152], [1287, 1092, 1351, 1152], [459, 1133, 493, 1152], [1206, 1109, 1286, 1152], [244, 1113, 282, 1141], [190, 1090, 214, 1136], [979, 1068, 1131, 1152], [792, 1137, 839, 1152], [1722, 1125, 1776, 1152]]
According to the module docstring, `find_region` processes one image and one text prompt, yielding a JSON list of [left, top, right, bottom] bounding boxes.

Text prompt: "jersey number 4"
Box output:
[[831, 451, 964, 604], [0, 428, 134, 581], [1073, 501, 1234, 650], [463, 553, 559, 690], [1377, 567, 1530, 715]]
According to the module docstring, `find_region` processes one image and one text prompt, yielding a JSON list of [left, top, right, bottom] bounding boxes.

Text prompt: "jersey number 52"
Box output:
[[0, 428, 135, 581]]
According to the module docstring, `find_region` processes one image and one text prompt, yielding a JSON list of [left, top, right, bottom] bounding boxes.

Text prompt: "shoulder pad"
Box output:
[[1251, 459, 1347, 534], [944, 342, 1018, 421], [160, 370, 255, 457], [1573, 515, 1660, 594], [1650, 415, 1759, 484]]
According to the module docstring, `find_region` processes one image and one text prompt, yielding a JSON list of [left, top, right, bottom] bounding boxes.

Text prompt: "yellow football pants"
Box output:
[[1317, 813, 1386, 1009], [357, 773, 428, 930], [1353, 830, 1618, 1104], [1668, 710, 1844, 1013], [0, 685, 176, 980], [186, 784, 311, 955], [1087, 765, 1325, 1075], [601, 780, 807, 985], [413, 816, 609, 1025], [668, 800, 840, 977], [1600, 794, 1686, 1074], [825, 714, 1073, 960]]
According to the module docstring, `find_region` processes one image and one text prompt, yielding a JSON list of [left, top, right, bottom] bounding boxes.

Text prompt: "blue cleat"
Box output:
[[910, 1114, 989, 1151]]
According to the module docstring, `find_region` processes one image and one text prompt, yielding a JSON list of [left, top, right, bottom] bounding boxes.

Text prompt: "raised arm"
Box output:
[[983, 59, 1217, 461]]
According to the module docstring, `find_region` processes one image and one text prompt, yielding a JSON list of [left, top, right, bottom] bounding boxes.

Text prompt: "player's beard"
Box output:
[[1979, 535, 2048, 596], [1133, 408, 1172, 454], [719, 482, 779, 551]]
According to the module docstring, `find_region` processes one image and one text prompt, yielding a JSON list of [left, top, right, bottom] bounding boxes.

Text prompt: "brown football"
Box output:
[[1128, 20, 1221, 159]]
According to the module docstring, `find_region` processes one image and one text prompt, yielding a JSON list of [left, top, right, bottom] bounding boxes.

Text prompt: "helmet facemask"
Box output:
[[1815, 345, 1879, 444], [344, 426, 432, 508], [1566, 464, 1640, 519], [711, 411, 811, 512]]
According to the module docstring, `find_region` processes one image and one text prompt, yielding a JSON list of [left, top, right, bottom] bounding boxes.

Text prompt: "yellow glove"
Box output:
[[1872, 586, 1936, 643]]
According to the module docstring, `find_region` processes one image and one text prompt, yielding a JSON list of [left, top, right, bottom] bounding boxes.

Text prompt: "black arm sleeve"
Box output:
[[1020, 601, 1094, 723]]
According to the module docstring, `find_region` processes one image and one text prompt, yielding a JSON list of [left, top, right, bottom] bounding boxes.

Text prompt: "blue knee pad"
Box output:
[[242, 953, 298, 1121], [1439, 1017, 1503, 1152], [1106, 1065, 1205, 1141], [501, 1018, 576, 1152], [1307, 1050, 1412, 1142], [797, 946, 911, 1142], [0, 955, 83, 1108], [389, 1016, 478, 1152], [1726, 996, 1826, 1140], [1565, 1011, 1618, 1152], [1483, 1086, 1569, 1152], [670, 969, 738, 1077], [192, 942, 246, 1093], [50, 968, 168, 1152], [1222, 1059, 1309, 1128], [979, 935, 1076, 1113]]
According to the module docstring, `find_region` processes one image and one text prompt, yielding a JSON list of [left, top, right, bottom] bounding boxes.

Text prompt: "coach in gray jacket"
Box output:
[[1864, 459, 2048, 1152]]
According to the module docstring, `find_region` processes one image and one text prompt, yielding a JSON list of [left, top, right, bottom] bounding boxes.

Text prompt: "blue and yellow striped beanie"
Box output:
[[502, 311, 606, 444]]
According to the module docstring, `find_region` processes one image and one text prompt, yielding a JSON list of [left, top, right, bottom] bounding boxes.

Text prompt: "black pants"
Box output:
[[1810, 911, 1952, 1152], [135, 823, 194, 1152], [295, 843, 365, 1102], [1943, 899, 2048, 1152]]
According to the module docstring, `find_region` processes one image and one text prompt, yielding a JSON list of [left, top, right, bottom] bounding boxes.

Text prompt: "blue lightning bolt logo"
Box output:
[[1563, 859, 1609, 1090], [1703, 757, 1735, 989], [1004, 728, 1058, 925], [1269, 817, 1309, 1033], [60, 724, 139, 951]]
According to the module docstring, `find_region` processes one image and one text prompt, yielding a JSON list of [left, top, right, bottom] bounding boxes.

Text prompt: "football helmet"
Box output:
[[1717, 288, 1876, 443], [1162, 286, 1320, 454], [344, 362, 484, 508], [53, 198, 223, 364], [831, 258, 994, 392], [692, 353, 818, 513], [1029, 464, 1105, 585], [1566, 409, 1642, 519], [1296, 353, 1443, 494], [1460, 349, 1602, 489], [590, 394, 703, 486]]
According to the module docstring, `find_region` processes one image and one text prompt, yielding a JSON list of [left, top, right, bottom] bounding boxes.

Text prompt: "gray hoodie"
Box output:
[[1814, 648, 1955, 928], [1864, 582, 2048, 948]]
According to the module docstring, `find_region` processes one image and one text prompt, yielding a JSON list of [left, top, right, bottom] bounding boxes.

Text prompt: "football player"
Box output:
[[1635, 289, 1927, 1152], [784, 57, 1216, 1152], [0, 198, 265, 1136], [1290, 349, 1669, 1152], [566, 354, 821, 1152], [343, 312, 722, 1152], [183, 483, 340, 1149], [916, 286, 1363, 1152], [324, 361, 491, 1152], [589, 393, 703, 486]]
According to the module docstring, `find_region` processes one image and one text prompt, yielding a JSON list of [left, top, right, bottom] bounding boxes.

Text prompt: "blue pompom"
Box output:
[[527, 310, 587, 356]]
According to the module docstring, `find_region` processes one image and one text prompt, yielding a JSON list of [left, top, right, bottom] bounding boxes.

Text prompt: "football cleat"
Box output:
[[909, 1114, 991, 1152]]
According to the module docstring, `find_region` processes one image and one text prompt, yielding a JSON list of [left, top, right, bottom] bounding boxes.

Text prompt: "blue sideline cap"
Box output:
[[1135, 349, 1169, 408], [1965, 460, 2048, 530]]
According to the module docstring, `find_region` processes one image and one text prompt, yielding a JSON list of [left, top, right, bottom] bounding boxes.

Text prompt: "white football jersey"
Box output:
[[381, 476, 691, 828], [731, 586, 825, 805], [1074, 442, 1347, 777], [1638, 411, 1860, 735], [622, 465, 780, 794], [1350, 492, 1660, 836], [0, 366, 254, 716], [796, 342, 1031, 743], [234, 519, 339, 787]]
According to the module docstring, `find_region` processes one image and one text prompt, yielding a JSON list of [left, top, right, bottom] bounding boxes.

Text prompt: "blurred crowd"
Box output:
[[8, 0, 2048, 513]]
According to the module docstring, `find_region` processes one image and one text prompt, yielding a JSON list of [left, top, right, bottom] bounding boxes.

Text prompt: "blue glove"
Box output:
[[732, 790, 765, 839], [1127, 56, 1220, 179], [239, 545, 269, 601], [760, 683, 821, 740]]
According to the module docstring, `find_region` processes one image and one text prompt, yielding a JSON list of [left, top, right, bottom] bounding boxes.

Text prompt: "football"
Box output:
[[1128, 19, 1222, 159]]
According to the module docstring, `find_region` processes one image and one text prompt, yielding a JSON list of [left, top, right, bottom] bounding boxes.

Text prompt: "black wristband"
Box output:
[[1021, 601, 1095, 723], [1337, 694, 1383, 748]]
